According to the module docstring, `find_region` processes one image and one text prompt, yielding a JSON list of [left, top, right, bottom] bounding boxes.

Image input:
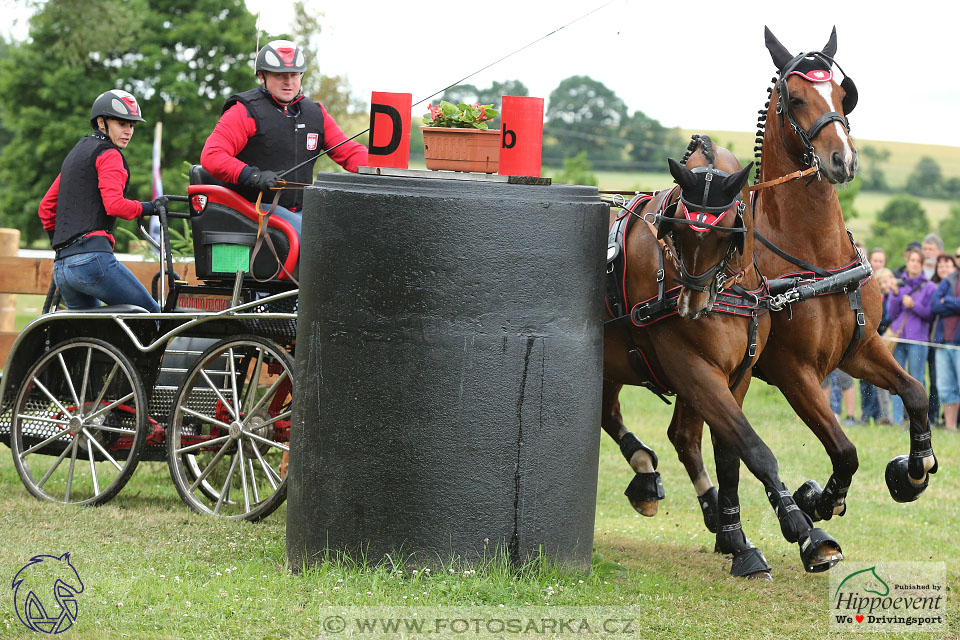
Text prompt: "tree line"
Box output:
[[0, 1, 683, 246]]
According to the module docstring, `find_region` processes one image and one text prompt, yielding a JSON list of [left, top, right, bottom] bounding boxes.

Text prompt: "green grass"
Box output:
[[1, 382, 957, 638]]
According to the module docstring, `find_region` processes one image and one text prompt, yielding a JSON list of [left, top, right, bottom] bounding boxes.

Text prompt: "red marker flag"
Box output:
[[498, 96, 544, 177], [367, 92, 412, 169]]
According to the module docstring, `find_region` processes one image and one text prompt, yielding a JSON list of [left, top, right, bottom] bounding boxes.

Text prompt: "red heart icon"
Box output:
[[855, 615, 864, 623]]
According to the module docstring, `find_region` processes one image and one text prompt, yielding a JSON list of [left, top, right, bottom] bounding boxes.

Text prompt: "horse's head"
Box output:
[[764, 26, 858, 184], [661, 136, 752, 319]]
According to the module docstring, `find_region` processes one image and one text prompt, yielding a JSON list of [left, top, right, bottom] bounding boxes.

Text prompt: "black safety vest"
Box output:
[[223, 88, 325, 210], [52, 133, 129, 249]]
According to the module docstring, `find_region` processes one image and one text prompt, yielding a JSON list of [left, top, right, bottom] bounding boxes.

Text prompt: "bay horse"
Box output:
[[603, 135, 842, 577], [751, 27, 937, 520], [666, 28, 938, 536]]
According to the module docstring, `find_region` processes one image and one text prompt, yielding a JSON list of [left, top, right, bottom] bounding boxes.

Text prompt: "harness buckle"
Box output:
[[656, 268, 664, 283], [749, 343, 758, 358], [856, 311, 865, 327]]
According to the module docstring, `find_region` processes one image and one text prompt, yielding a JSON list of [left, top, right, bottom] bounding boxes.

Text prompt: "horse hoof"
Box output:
[[624, 471, 664, 516], [885, 455, 929, 503], [697, 487, 719, 534], [629, 499, 659, 517], [799, 528, 843, 573], [730, 546, 772, 578], [793, 480, 823, 522]]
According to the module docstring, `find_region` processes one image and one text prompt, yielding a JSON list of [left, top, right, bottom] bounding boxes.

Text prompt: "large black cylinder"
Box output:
[[286, 172, 608, 571]]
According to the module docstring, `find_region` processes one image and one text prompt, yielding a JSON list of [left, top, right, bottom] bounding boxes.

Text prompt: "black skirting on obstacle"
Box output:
[[286, 171, 608, 571]]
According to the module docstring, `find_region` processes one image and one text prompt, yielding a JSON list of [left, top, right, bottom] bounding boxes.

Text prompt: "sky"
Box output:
[[244, 0, 957, 148], [3, 0, 956, 148]]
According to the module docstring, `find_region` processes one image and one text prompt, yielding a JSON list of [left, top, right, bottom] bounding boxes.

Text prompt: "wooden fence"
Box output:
[[0, 228, 199, 364]]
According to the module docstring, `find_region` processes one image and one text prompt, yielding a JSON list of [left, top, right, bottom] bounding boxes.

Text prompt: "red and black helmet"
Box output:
[[89, 89, 146, 130], [255, 40, 306, 74]]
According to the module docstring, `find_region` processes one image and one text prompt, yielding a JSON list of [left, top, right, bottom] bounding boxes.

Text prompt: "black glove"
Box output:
[[244, 167, 279, 191], [152, 196, 168, 213]]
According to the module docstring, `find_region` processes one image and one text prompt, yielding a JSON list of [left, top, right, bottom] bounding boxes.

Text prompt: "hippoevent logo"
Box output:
[[829, 562, 945, 632], [11, 553, 84, 634]]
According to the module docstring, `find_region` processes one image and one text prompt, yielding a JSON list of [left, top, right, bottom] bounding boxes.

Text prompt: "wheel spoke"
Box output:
[[214, 452, 240, 514], [81, 427, 123, 471], [57, 353, 81, 413], [19, 426, 74, 458], [238, 444, 250, 513], [189, 440, 232, 492], [242, 348, 265, 415], [77, 347, 93, 416], [252, 442, 280, 490], [88, 444, 100, 496], [180, 406, 232, 430], [200, 369, 237, 421], [242, 429, 289, 452], [175, 434, 231, 455], [64, 434, 81, 502], [84, 423, 136, 435], [89, 362, 120, 414], [242, 371, 289, 424], [34, 437, 76, 488], [17, 413, 71, 427], [227, 347, 241, 420], [31, 377, 73, 419], [248, 458, 261, 503], [84, 392, 135, 423], [252, 410, 291, 430]]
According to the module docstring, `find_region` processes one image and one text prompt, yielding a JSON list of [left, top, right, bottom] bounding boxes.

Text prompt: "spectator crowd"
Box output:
[[824, 233, 960, 431]]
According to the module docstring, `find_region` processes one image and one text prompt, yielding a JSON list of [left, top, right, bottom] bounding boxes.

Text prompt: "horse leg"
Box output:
[[601, 379, 663, 516], [697, 374, 843, 573], [710, 431, 771, 580], [667, 400, 718, 533], [843, 336, 938, 502], [764, 370, 858, 522]]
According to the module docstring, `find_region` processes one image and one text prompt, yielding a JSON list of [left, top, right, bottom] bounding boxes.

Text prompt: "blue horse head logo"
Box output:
[[11, 553, 84, 634]]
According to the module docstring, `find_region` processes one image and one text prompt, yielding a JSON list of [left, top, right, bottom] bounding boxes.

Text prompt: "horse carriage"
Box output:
[[0, 167, 299, 520]]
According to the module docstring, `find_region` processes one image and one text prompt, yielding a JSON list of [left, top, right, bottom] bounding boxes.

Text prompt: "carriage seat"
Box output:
[[187, 165, 299, 284]]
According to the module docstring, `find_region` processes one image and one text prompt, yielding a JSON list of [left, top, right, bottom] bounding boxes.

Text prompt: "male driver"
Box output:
[[200, 40, 367, 236]]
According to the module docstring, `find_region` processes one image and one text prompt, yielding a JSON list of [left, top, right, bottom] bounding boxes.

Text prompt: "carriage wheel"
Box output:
[[166, 335, 293, 521], [9, 338, 148, 506]]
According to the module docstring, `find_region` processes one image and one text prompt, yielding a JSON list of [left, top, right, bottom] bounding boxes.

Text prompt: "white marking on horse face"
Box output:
[[814, 82, 855, 165]]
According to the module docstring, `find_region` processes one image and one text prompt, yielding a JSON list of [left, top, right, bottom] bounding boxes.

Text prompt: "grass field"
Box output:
[[0, 382, 957, 639]]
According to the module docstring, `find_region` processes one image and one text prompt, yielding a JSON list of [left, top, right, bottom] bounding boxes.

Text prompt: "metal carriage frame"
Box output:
[[0, 184, 300, 521]]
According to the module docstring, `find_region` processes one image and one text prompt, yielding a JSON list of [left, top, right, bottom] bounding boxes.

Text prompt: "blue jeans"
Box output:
[[935, 346, 960, 406], [892, 342, 928, 425], [54, 252, 160, 313], [860, 379, 881, 421], [261, 203, 301, 237]]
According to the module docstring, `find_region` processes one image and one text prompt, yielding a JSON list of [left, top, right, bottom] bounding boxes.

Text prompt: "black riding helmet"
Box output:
[[255, 39, 306, 75], [89, 89, 146, 130]]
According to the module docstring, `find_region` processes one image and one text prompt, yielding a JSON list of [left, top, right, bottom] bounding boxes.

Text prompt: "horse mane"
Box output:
[[753, 72, 778, 184], [681, 134, 715, 166]]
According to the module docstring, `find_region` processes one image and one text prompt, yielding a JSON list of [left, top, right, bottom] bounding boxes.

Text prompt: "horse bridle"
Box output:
[[776, 51, 858, 170], [656, 167, 748, 294]]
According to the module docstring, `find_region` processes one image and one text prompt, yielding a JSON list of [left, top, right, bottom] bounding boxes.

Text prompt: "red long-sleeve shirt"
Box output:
[[200, 100, 368, 183], [39, 148, 144, 245]]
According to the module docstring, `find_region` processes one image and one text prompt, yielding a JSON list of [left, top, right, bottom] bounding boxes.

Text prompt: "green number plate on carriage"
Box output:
[[211, 244, 250, 273]]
